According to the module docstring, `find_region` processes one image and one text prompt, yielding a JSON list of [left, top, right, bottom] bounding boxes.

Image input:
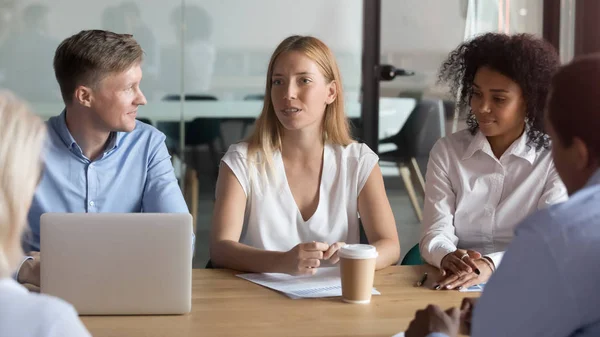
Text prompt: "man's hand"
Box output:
[[459, 297, 478, 335], [17, 251, 40, 292], [406, 304, 460, 337]]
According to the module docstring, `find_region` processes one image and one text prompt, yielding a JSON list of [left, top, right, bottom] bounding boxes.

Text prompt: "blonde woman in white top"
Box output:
[[0, 91, 90, 337], [210, 36, 400, 274], [421, 33, 568, 290]]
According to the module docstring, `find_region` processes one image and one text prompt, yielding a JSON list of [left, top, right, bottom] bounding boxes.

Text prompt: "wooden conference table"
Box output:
[[81, 265, 478, 337]]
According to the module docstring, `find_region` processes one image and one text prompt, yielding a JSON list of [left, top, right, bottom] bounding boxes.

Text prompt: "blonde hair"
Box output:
[[246, 35, 353, 181], [54, 30, 143, 104], [0, 91, 46, 277]]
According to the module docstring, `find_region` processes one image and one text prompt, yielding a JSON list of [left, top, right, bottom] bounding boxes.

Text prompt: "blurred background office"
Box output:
[[0, 0, 581, 267]]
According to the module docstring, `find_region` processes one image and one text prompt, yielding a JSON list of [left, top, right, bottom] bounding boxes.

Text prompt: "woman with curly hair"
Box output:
[[420, 33, 568, 290]]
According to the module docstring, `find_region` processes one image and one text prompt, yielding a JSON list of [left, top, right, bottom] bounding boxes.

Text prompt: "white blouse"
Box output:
[[420, 129, 568, 268], [0, 278, 91, 337], [221, 142, 379, 252]]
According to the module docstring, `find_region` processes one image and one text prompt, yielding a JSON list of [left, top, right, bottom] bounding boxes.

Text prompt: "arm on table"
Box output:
[[420, 141, 459, 268], [358, 164, 400, 269], [14, 255, 33, 280], [209, 163, 286, 273], [141, 137, 195, 248], [15, 253, 40, 291]]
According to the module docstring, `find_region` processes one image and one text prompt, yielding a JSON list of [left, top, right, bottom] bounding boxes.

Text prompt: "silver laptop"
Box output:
[[40, 213, 192, 315]]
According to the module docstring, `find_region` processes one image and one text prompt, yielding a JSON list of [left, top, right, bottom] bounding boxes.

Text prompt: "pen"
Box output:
[[416, 272, 428, 287]]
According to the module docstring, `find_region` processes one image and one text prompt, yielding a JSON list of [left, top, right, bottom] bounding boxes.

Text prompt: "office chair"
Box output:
[[379, 99, 446, 223]]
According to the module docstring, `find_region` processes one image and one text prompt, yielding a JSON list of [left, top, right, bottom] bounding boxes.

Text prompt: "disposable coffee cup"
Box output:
[[338, 244, 378, 304]]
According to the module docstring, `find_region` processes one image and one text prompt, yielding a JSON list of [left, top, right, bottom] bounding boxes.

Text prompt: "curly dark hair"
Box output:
[[438, 33, 560, 150]]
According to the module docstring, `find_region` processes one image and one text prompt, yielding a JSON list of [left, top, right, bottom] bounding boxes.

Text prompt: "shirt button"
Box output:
[[89, 201, 95, 206]]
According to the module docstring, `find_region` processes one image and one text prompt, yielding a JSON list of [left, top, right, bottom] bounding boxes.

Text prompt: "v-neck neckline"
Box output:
[[279, 145, 329, 223]]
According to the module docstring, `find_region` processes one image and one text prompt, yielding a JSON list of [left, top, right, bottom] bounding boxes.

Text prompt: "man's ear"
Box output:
[[571, 136, 591, 170], [74, 85, 93, 108]]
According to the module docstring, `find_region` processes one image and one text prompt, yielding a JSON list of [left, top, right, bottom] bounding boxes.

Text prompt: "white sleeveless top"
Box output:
[[221, 142, 379, 252]]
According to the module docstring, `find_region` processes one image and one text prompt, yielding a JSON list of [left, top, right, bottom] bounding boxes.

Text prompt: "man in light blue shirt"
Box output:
[[24, 111, 188, 251], [405, 55, 600, 337], [16, 30, 190, 288]]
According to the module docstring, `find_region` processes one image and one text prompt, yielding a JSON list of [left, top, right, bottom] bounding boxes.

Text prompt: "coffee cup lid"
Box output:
[[338, 244, 378, 259]]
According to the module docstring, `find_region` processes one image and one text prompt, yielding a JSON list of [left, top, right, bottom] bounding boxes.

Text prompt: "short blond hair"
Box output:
[[53, 30, 143, 104], [0, 91, 46, 277]]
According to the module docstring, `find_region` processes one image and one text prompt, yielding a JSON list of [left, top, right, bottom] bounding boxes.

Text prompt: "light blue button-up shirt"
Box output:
[[428, 169, 600, 337], [25, 110, 190, 251]]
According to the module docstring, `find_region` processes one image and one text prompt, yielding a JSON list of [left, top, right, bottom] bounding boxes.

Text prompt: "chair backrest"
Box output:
[[136, 118, 153, 126], [396, 98, 446, 157], [400, 244, 423, 265], [359, 220, 369, 244], [160, 94, 221, 145], [244, 94, 264, 101], [163, 94, 218, 101]]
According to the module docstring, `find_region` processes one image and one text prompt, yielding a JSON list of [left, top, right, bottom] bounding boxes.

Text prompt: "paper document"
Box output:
[[237, 267, 380, 299], [391, 333, 405, 337], [459, 283, 485, 292]]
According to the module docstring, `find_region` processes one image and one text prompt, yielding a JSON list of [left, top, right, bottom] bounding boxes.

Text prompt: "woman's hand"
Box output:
[[435, 258, 494, 290], [440, 249, 482, 276], [279, 242, 330, 275], [322, 242, 346, 264]]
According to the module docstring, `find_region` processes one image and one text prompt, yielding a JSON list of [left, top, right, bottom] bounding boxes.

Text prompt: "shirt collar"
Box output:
[[586, 169, 600, 187], [504, 130, 537, 164], [53, 109, 77, 150], [52, 109, 123, 155], [461, 129, 536, 164], [105, 131, 121, 152]]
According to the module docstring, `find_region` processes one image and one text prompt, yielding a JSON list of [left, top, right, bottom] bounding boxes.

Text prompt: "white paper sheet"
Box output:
[[237, 267, 381, 299], [391, 332, 405, 337], [459, 283, 485, 292]]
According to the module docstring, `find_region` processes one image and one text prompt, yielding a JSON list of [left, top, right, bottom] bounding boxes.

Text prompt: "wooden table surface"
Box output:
[[81, 265, 478, 337]]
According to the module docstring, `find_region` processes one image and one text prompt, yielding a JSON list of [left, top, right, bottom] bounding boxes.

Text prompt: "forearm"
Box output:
[[13, 255, 33, 281], [371, 238, 400, 270], [210, 240, 285, 273]]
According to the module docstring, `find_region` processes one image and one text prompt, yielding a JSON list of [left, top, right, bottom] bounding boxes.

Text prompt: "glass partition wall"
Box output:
[[0, 0, 365, 266]]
